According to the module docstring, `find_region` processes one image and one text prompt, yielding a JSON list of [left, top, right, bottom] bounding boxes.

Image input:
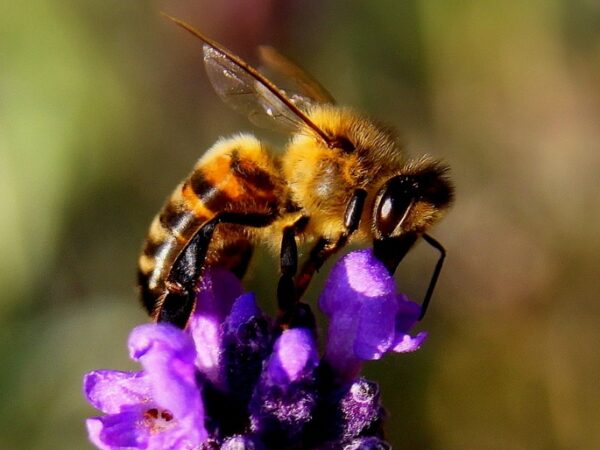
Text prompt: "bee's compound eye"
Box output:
[[375, 176, 414, 238]]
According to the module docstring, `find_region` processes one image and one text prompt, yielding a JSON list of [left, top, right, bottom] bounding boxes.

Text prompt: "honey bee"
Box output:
[[138, 15, 454, 328]]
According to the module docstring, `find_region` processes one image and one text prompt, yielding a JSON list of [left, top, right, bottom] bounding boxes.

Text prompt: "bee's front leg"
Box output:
[[294, 189, 367, 299]]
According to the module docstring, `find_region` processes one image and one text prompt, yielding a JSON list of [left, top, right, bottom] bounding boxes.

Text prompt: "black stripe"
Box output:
[[159, 201, 197, 232], [189, 171, 232, 210], [142, 235, 174, 258], [138, 271, 158, 314], [142, 236, 161, 257], [230, 150, 276, 192]]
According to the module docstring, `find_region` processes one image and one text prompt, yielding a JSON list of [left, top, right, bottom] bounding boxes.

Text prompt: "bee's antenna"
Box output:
[[419, 233, 446, 320]]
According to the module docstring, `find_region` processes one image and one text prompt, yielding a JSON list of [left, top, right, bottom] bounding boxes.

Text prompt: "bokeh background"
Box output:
[[1, 1, 599, 448]]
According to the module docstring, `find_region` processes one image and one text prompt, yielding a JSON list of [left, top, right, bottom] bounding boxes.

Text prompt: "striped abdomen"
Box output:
[[138, 135, 285, 316]]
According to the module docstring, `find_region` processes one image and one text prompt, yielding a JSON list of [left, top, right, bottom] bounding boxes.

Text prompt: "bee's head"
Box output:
[[373, 160, 454, 239]]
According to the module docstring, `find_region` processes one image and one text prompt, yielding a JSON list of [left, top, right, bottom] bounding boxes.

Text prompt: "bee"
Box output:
[[138, 15, 454, 328]]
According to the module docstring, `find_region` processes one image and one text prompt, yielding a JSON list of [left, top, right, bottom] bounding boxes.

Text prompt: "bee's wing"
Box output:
[[257, 46, 336, 107], [203, 46, 305, 133], [163, 14, 332, 144]]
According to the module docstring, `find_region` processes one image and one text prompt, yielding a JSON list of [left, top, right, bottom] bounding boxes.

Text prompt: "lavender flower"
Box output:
[[84, 250, 426, 449], [320, 250, 427, 383]]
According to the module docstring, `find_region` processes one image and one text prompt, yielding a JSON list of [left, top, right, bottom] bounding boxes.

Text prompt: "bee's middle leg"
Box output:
[[277, 216, 316, 328]]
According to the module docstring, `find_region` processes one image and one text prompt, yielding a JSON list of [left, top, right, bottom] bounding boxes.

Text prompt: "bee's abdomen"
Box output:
[[138, 135, 283, 315], [137, 181, 206, 312]]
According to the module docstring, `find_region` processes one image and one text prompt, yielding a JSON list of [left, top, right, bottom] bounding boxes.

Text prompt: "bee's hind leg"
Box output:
[[158, 212, 276, 328], [158, 228, 207, 328]]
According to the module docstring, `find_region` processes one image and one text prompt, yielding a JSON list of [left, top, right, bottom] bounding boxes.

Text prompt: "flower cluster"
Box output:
[[84, 250, 427, 449]]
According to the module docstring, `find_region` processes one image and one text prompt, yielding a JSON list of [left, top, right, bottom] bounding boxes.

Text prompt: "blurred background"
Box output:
[[1, 0, 599, 448]]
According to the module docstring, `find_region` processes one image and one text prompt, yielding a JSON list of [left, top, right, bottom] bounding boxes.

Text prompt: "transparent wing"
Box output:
[[258, 45, 336, 107], [203, 46, 306, 133], [162, 14, 331, 144]]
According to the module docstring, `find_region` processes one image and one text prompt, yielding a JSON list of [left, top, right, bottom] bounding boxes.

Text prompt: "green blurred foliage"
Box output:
[[1, 1, 599, 448]]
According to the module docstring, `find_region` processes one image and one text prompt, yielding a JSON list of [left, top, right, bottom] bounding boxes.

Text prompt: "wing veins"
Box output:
[[161, 13, 333, 146]]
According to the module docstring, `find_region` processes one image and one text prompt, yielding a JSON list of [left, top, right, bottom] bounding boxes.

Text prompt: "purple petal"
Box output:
[[320, 250, 427, 380], [339, 379, 383, 439], [267, 328, 318, 385], [250, 329, 318, 443], [220, 293, 271, 400], [392, 331, 428, 352], [394, 293, 421, 333], [320, 251, 396, 378], [221, 435, 266, 449], [391, 294, 427, 352], [86, 407, 149, 449], [225, 292, 261, 331], [129, 323, 196, 363], [146, 424, 202, 450], [353, 294, 398, 360], [87, 404, 210, 450], [319, 250, 396, 316], [84, 370, 150, 414], [128, 323, 207, 442], [187, 268, 243, 382], [322, 315, 362, 381], [196, 267, 245, 318], [86, 418, 112, 450], [344, 436, 392, 449]]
